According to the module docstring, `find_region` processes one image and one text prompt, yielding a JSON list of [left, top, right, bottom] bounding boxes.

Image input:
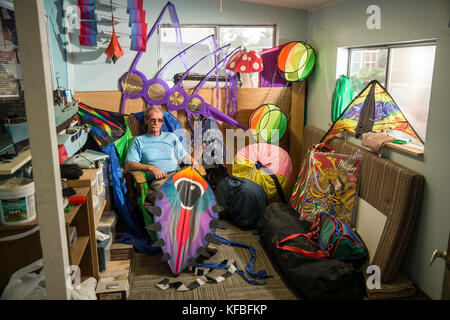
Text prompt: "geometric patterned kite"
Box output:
[[77, 102, 127, 148], [321, 80, 424, 145]]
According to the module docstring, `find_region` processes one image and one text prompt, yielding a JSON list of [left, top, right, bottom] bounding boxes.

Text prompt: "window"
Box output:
[[345, 41, 436, 142], [158, 24, 276, 84], [159, 26, 217, 83], [348, 48, 387, 92], [219, 26, 275, 53]]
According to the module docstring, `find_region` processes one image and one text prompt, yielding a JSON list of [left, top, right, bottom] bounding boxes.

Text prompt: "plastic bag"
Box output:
[[0, 259, 47, 300], [71, 278, 98, 300]]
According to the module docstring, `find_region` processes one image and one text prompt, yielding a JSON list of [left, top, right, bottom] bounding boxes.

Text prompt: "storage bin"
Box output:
[[98, 210, 117, 242], [97, 233, 112, 272], [93, 187, 106, 223]]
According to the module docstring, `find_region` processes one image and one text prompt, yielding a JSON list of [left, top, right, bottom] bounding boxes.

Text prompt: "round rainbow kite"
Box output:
[[232, 143, 293, 203], [277, 41, 316, 82], [248, 104, 287, 143]]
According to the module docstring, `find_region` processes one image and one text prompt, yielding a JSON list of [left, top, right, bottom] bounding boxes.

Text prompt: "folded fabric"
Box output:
[[77, 0, 96, 5], [80, 20, 97, 35], [361, 132, 394, 154], [78, 4, 96, 20], [127, 0, 143, 9], [130, 35, 146, 52], [128, 8, 145, 23], [365, 272, 416, 300], [258, 45, 291, 88], [79, 34, 97, 46], [130, 22, 147, 36]]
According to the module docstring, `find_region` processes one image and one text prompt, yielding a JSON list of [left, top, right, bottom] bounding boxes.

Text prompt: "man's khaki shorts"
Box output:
[[149, 171, 176, 192]]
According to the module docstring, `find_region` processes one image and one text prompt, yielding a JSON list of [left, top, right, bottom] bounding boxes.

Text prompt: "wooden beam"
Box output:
[[289, 81, 306, 180], [14, 0, 70, 299]]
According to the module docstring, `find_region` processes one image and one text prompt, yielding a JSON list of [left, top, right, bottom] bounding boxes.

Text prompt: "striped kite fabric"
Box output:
[[156, 259, 238, 292]]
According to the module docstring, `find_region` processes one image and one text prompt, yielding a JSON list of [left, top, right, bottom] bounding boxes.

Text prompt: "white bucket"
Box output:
[[0, 178, 36, 225]]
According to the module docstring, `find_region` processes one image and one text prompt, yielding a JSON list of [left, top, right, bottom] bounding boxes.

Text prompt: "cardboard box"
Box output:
[[96, 248, 134, 300], [96, 279, 129, 300], [110, 243, 133, 261]]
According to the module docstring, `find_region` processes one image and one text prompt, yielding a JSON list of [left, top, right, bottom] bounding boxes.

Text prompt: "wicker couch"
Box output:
[[301, 125, 425, 284]]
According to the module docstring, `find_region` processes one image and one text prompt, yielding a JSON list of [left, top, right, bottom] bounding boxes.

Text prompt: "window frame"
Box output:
[[346, 40, 436, 90], [342, 39, 437, 150], [157, 23, 277, 70]]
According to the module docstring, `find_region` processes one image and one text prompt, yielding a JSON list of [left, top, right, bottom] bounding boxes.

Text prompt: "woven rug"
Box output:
[[128, 220, 300, 300]]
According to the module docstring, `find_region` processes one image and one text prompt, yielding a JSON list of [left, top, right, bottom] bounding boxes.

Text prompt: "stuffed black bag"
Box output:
[[256, 202, 366, 300], [215, 176, 268, 229]]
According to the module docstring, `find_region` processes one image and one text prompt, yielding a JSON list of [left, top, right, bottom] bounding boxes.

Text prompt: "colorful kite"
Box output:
[[77, 102, 127, 148], [232, 143, 293, 203], [146, 166, 225, 276], [321, 80, 424, 144], [104, 16, 124, 63], [277, 41, 316, 82], [248, 104, 287, 143]]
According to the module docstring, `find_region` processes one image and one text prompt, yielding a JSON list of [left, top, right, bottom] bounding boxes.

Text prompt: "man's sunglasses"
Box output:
[[148, 118, 163, 123]]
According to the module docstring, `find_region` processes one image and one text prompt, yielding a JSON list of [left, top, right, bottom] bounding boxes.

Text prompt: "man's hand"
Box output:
[[125, 161, 166, 180], [148, 165, 166, 180]]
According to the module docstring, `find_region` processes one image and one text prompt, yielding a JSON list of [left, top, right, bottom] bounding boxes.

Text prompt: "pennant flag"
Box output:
[[79, 34, 97, 46], [128, 8, 145, 23], [77, 0, 96, 4], [130, 34, 146, 52], [127, 0, 143, 9], [78, 4, 96, 20], [130, 22, 147, 52], [321, 80, 424, 144], [130, 22, 147, 36], [80, 20, 97, 35]]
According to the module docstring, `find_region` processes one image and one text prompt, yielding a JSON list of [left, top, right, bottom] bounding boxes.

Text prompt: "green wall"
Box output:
[[306, 0, 450, 299]]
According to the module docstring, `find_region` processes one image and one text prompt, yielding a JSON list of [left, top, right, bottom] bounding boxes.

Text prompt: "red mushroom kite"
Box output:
[[226, 48, 263, 87]]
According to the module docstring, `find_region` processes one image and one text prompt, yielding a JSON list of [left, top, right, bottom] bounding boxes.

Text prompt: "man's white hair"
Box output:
[[145, 105, 163, 119]]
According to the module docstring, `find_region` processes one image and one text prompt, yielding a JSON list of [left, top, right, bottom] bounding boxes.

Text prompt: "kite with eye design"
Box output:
[[145, 166, 226, 276]]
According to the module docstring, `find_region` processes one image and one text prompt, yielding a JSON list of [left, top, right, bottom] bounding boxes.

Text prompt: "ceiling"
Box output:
[[231, 0, 341, 11]]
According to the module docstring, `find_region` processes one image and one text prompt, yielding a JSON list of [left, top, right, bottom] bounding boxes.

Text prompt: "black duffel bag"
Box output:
[[256, 202, 366, 300], [215, 176, 268, 229]]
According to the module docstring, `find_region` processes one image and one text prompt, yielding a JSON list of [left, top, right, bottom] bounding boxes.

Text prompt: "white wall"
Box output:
[[68, 0, 308, 92], [306, 0, 450, 299]]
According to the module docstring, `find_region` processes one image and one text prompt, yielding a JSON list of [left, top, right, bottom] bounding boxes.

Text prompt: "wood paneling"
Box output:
[[75, 85, 305, 177]]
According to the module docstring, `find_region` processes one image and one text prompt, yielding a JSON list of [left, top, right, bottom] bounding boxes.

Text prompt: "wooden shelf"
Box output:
[[64, 187, 89, 225], [0, 185, 100, 291], [70, 236, 89, 266], [385, 141, 424, 156], [95, 200, 107, 229], [0, 148, 31, 175], [332, 128, 425, 157], [0, 218, 38, 231]]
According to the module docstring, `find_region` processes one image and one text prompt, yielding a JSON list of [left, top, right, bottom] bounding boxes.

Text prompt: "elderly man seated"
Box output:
[[125, 105, 202, 191]]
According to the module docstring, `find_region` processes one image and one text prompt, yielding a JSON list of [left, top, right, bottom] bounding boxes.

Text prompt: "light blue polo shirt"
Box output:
[[125, 132, 188, 177]]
